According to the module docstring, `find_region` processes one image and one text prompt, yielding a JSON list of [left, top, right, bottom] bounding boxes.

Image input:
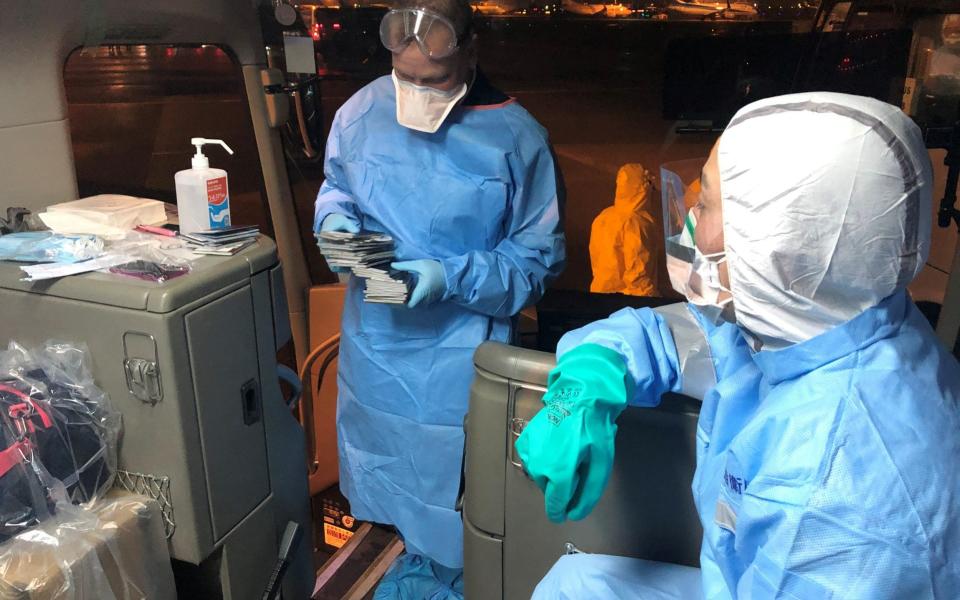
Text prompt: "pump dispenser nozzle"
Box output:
[[190, 138, 234, 169]]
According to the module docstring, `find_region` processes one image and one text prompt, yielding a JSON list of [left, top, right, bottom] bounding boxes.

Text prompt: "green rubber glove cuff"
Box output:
[[543, 343, 634, 419]]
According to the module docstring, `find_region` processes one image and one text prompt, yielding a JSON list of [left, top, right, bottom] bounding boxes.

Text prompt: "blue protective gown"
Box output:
[[314, 75, 565, 568], [534, 291, 960, 598]]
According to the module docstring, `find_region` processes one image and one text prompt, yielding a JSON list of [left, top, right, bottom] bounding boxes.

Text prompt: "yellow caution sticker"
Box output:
[[324, 523, 354, 549]]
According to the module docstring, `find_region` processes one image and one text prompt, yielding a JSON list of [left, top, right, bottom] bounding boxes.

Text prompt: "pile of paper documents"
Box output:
[[180, 226, 259, 256], [316, 231, 412, 304]]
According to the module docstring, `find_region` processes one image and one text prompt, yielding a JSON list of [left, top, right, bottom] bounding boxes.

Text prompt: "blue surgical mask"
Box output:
[[0, 232, 104, 263]]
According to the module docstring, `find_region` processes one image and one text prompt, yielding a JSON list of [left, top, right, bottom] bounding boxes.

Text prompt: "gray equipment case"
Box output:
[[0, 238, 312, 600], [463, 341, 703, 599]]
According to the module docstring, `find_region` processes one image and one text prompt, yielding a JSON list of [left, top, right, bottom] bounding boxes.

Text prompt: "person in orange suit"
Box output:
[[589, 164, 664, 296]]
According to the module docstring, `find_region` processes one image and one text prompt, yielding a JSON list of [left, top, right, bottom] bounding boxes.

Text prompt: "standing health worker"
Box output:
[[314, 0, 566, 595]]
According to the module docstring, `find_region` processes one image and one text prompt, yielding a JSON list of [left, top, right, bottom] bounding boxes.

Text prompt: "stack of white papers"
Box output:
[[316, 231, 394, 268], [357, 266, 414, 305], [39, 195, 168, 236], [317, 231, 412, 304]]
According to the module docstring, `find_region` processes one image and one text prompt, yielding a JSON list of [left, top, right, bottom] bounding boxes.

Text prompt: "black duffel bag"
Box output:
[[0, 371, 114, 543]]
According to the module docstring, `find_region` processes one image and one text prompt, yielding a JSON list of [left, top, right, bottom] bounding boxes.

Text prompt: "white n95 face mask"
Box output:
[[691, 246, 729, 305], [392, 70, 468, 133], [667, 211, 733, 324], [689, 246, 733, 325]]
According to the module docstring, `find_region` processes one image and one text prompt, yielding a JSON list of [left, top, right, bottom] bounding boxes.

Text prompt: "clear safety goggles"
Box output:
[[379, 8, 466, 59]]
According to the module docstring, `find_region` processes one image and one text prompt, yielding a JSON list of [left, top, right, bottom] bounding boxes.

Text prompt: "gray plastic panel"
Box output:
[[465, 341, 703, 600], [474, 342, 554, 387], [218, 499, 276, 600], [467, 342, 554, 537], [186, 287, 271, 541], [0, 237, 278, 313], [250, 271, 313, 600], [269, 265, 292, 351], [464, 366, 511, 537], [463, 513, 503, 599]]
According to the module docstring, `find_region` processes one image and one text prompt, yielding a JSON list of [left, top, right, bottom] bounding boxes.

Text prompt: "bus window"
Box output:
[[820, 1, 851, 31], [64, 45, 277, 252], [907, 13, 960, 127]]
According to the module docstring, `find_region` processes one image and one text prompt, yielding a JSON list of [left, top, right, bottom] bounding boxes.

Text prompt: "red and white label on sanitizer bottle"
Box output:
[[205, 176, 231, 227]]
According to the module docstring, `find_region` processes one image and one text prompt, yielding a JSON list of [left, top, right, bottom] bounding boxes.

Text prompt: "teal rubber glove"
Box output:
[[391, 259, 447, 308], [319, 213, 360, 273], [515, 343, 634, 523]]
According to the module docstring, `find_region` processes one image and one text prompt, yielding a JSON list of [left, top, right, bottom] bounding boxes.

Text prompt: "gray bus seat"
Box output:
[[462, 341, 703, 600]]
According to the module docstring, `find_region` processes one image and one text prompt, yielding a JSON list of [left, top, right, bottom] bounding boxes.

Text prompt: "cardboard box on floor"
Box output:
[[307, 283, 346, 496], [0, 492, 176, 600]]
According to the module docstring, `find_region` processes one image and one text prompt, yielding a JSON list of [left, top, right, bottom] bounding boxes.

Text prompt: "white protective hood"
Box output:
[[719, 92, 933, 350]]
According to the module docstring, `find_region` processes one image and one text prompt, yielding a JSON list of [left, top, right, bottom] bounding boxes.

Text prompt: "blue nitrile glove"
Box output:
[[318, 213, 361, 273], [320, 213, 361, 234], [515, 343, 634, 523], [391, 259, 446, 308]]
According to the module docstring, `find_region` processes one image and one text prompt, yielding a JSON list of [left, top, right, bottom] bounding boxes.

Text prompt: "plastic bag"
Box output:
[[100, 231, 196, 283], [108, 261, 190, 283], [102, 231, 195, 264], [0, 494, 177, 599], [0, 342, 121, 543], [13, 232, 197, 283], [0, 232, 104, 264], [0, 208, 45, 235]]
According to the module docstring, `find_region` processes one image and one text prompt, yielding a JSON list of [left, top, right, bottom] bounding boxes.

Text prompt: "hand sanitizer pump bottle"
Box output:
[[175, 138, 234, 234]]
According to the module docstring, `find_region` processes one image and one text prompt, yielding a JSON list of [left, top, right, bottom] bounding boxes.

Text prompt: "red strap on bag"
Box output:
[[0, 383, 54, 428], [0, 439, 30, 478], [0, 382, 54, 477]]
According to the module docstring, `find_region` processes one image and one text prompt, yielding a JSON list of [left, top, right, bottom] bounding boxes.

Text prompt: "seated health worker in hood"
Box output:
[[313, 0, 566, 597], [516, 92, 960, 599]]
